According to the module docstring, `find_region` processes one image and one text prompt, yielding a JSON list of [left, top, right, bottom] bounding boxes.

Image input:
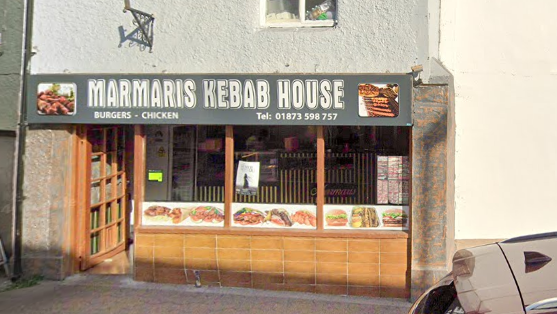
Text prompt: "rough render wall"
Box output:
[[411, 84, 452, 300], [0, 135, 16, 259], [30, 0, 428, 74], [0, 0, 24, 131], [20, 126, 74, 280]]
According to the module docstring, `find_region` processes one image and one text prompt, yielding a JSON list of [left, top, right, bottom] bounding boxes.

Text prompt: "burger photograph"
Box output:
[[381, 208, 408, 227], [325, 209, 348, 227]]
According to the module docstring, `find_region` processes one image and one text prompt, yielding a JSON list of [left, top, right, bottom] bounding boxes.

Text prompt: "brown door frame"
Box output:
[[75, 125, 129, 271]]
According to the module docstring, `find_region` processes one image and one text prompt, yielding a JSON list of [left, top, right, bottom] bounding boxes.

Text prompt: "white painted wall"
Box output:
[[30, 0, 430, 74], [440, 0, 557, 239]]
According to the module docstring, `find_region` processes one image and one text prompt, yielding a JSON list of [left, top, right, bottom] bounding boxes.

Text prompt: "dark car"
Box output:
[[409, 232, 557, 314]]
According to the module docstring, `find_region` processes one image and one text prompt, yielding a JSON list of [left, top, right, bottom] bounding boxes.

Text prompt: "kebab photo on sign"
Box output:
[[37, 83, 76, 116], [358, 83, 399, 118]]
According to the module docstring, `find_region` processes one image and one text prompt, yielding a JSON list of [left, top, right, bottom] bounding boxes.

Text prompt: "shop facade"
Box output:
[[19, 0, 454, 301]]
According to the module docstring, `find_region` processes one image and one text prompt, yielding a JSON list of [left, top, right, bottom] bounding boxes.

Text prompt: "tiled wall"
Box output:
[[134, 233, 410, 298]]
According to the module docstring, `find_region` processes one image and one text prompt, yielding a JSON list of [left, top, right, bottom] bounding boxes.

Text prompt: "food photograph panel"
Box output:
[[323, 205, 409, 230], [358, 83, 399, 118], [142, 202, 225, 227], [37, 82, 76, 116], [231, 203, 317, 229]]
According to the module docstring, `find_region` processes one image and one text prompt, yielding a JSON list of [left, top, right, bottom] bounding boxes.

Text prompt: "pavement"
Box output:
[[0, 274, 412, 314]]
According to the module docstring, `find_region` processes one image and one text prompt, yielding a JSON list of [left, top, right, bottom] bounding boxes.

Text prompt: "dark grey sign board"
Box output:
[[27, 74, 412, 126]]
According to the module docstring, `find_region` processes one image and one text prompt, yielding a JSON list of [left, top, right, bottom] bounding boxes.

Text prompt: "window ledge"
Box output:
[[263, 20, 336, 28], [136, 225, 409, 239]]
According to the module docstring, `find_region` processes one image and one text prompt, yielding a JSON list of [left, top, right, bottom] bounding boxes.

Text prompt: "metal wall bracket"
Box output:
[[123, 0, 155, 52]]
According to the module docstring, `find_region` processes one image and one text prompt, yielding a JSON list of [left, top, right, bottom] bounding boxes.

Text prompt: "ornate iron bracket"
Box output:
[[123, 0, 155, 52]]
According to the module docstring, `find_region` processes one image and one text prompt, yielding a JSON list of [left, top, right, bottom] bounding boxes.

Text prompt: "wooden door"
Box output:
[[80, 126, 128, 270]]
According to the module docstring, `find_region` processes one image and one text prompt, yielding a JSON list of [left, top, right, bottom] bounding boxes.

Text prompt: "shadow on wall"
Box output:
[[118, 26, 151, 51]]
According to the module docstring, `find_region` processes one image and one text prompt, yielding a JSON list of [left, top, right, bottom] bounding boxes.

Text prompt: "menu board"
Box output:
[[171, 126, 195, 201], [323, 205, 409, 230], [142, 202, 225, 227], [231, 203, 317, 229]]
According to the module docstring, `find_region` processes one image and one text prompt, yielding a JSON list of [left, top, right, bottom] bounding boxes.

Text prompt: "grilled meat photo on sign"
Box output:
[[291, 210, 317, 227], [144, 205, 190, 224], [189, 206, 225, 224], [233, 207, 266, 226], [37, 83, 75, 115], [350, 207, 379, 228], [265, 208, 293, 227], [358, 83, 399, 118]]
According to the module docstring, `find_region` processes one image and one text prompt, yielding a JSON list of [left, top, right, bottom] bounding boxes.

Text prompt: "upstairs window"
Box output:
[[262, 0, 336, 28]]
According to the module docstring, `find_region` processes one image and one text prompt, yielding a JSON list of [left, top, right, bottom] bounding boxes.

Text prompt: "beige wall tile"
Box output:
[[316, 273, 347, 285], [184, 247, 216, 260], [316, 251, 347, 263], [380, 263, 407, 276], [218, 259, 251, 272], [217, 236, 251, 249], [316, 239, 347, 251], [185, 259, 218, 270], [380, 252, 408, 265], [251, 237, 282, 250], [283, 238, 315, 251], [284, 261, 315, 273], [184, 235, 216, 248], [380, 275, 408, 289], [284, 250, 315, 262], [252, 260, 283, 273], [316, 262, 347, 274], [135, 234, 154, 247], [348, 252, 379, 263], [348, 239, 380, 252], [251, 250, 282, 261], [217, 249, 250, 260], [348, 274, 380, 286], [348, 263, 379, 276], [154, 246, 183, 259], [380, 239, 408, 253], [154, 234, 183, 247]]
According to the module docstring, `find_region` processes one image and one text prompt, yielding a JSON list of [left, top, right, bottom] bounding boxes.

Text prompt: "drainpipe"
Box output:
[[13, 0, 34, 279]]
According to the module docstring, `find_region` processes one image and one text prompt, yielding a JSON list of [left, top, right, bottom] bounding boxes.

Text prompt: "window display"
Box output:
[[322, 126, 410, 230], [141, 125, 410, 230]]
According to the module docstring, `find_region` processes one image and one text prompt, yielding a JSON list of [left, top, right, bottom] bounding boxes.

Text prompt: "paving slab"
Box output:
[[0, 274, 412, 314]]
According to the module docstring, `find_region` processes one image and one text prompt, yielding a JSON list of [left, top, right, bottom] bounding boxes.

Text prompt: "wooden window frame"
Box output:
[[260, 0, 336, 28], [134, 125, 411, 239]]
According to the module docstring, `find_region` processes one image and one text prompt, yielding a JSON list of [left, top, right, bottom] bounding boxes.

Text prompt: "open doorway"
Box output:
[[76, 125, 135, 275]]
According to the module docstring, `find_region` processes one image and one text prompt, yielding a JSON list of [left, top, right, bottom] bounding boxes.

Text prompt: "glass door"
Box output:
[[82, 126, 128, 269]]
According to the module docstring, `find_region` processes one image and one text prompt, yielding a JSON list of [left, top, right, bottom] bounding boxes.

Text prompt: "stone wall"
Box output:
[[410, 83, 454, 300], [20, 126, 75, 280]]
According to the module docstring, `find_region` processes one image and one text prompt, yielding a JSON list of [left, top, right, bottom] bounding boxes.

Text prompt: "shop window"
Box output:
[[262, 0, 336, 27], [232, 126, 317, 229], [323, 126, 410, 231], [143, 125, 226, 227], [141, 125, 410, 231]]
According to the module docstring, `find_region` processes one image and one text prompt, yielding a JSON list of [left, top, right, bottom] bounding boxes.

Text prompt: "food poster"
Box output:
[[232, 203, 317, 229], [235, 161, 260, 196], [358, 83, 399, 118], [37, 83, 76, 115], [323, 205, 409, 230], [142, 202, 225, 227]]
